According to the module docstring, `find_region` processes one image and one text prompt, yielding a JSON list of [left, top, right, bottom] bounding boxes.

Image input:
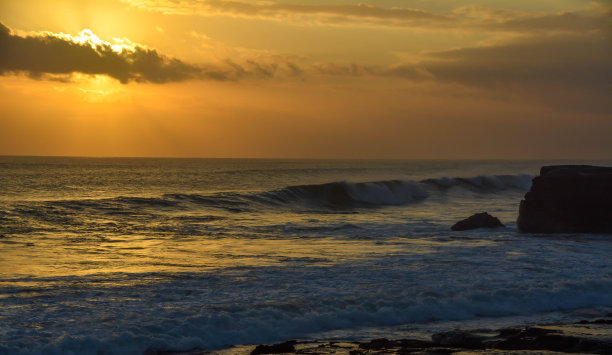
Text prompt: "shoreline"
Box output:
[[144, 315, 612, 355]]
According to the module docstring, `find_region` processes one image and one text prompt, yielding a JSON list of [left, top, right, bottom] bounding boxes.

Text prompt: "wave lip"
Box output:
[[259, 180, 429, 208], [421, 174, 533, 192], [257, 174, 532, 209]]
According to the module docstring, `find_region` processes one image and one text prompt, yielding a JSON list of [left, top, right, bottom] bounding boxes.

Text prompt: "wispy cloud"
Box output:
[[121, 0, 610, 32], [123, 0, 451, 26]]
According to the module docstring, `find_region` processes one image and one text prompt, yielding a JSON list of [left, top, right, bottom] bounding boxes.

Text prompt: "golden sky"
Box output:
[[0, 0, 610, 158]]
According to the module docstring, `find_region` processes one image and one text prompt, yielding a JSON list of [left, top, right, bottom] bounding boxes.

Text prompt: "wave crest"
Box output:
[[260, 180, 429, 208], [256, 174, 532, 208], [421, 174, 533, 191], [10, 174, 534, 217]]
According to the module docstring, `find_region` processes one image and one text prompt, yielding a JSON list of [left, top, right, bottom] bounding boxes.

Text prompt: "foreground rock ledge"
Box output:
[[143, 316, 612, 354], [517, 165, 612, 234]]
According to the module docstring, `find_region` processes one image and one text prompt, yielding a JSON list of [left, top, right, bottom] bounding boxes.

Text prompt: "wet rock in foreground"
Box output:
[[250, 340, 297, 354], [144, 315, 612, 354], [244, 316, 612, 354]]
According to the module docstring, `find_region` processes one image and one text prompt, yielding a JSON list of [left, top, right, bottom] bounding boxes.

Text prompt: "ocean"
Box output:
[[1, 157, 611, 354]]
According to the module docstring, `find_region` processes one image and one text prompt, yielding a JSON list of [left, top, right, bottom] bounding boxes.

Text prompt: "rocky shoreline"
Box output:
[[144, 165, 612, 355], [145, 315, 612, 355]]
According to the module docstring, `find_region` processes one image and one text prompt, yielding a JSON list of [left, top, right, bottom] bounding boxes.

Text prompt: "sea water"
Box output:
[[0, 157, 611, 354]]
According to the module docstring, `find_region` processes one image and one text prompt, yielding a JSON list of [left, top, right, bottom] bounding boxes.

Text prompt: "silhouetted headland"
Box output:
[[517, 165, 612, 233]]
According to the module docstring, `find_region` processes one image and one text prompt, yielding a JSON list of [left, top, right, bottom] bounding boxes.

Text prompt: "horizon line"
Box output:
[[1, 154, 611, 161]]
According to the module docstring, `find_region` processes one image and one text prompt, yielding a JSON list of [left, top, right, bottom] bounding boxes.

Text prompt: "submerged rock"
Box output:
[[451, 212, 504, 231], [517, 165, 612, 233]]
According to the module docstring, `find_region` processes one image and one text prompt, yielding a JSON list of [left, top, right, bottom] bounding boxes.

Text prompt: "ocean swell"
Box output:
[[5, 174, 534, 219], [257, 180, 429, 208], [252, 174, 532, 209]]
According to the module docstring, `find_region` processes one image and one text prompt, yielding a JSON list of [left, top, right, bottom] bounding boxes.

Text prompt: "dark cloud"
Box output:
[[2, 20, 610, 113], [493, 11, 611, 32], [0, 22, 204, 83], [382, 33, 612, 113], [399, 34, 612, 91], [299, 32, 611, 113], [304, 32, 611, 95], [0, 22, 311, 83], [311, 62, 375, 76]]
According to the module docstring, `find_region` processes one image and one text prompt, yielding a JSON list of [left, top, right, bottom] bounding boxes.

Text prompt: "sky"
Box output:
[[0, 0, 610, 159]]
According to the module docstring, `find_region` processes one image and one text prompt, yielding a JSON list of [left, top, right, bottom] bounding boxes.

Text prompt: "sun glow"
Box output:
[[0, 0, 610, 159], [15, 26, 141, 55], [54, 28, 139, 53]]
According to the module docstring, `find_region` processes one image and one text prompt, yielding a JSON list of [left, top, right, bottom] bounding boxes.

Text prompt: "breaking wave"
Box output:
[[257, 180, 429, 208], [255, 174, 533, 208], [8, 174, 534, 218]]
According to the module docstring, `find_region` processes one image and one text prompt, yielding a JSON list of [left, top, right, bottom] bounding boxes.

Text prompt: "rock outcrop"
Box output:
[[517, 165, 612, 233], [251, 341, 296, 355], [244, 315, 612, 354], [451, 212, 504, 231]]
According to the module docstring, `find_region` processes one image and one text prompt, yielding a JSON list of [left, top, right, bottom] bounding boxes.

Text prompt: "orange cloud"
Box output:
[[2, 19, 610, 115], [0, 23, 202, 83]]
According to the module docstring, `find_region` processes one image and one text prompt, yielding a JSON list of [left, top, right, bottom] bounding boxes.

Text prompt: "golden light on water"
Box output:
[[1, 2, 610, 350]]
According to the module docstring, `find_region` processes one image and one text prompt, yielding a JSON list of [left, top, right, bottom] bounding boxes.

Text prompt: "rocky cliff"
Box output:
[[517, 165, 612, 233]]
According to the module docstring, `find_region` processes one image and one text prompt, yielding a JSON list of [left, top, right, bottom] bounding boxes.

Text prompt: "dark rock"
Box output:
[[430, 324, 612, 354], [358, 338, 396, 350], [397, 339, 437, 349], [515, 326, 561, 337], [420, 349, 456, 355], [359, 337, 437, 351], [475, 325, 612, 354], [496, 327, 525, 338], [493, 326, 607, 353], [142, 348, 206, 355], [431, 330, 486, 349], [238, 317, 612, 354], [577, 319, 612, 325], [517, 165, 612, 233], [450, 212, 504, 231], [250, 341, 296, 354]]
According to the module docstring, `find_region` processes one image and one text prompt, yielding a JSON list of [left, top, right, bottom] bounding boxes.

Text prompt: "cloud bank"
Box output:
[[387, 34, 612, 90], [1, 19, 610, 113], [0, 22, 203, 83], [0, 22, 309, 83]]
